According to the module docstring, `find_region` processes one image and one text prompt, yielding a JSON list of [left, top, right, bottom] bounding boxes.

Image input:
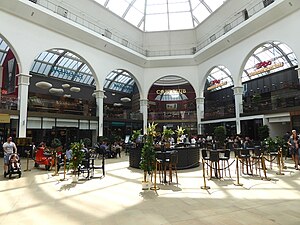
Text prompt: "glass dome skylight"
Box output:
[[94, 0, 227, 32]]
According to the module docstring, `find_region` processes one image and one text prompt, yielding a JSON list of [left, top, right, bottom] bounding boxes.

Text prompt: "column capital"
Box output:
[[232, 86, 244, 95], [195, 97, 205, 104], [140, 99, 148, 106], [17, 73, 32, 86], [94, 89, 105, 99]]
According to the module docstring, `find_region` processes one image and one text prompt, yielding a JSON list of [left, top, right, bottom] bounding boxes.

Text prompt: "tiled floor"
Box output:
[[1, 153, 300, 225]]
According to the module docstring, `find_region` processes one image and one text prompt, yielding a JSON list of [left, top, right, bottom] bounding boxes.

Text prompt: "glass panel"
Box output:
[[193, 4, 210, 23], [169, 12, 193, 30], [145, 14, 168, 32], [106, 0, 129, 17]]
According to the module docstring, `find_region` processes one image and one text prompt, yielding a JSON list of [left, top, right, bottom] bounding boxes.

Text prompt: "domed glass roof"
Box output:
[[94, 0, 227, 32]]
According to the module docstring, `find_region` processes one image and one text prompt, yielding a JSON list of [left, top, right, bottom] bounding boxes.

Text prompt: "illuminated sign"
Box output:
[[0, 114, 10, 123], [50, 67, 83, 80], [207, 80, 227, 91], [255, 60, 272, 69], [249, 62, 284, 76], [156, 89, 186, 94]]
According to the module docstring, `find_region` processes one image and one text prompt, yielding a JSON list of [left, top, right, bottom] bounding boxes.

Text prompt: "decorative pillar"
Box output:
[[232, 86, 244, 135], [17, 73, 31, 138], [196, 97, 205, 135], [94, 90, 105, 137], [296, 67, 300, 81], [140, 99, 148, 135], [0, 66, 3, 99]]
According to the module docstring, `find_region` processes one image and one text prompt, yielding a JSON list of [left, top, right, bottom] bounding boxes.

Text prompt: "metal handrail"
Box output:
[[33, 0, 273, 57]]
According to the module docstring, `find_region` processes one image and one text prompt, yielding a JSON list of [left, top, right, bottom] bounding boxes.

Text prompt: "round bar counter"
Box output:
[[129, 145, 200, 169]]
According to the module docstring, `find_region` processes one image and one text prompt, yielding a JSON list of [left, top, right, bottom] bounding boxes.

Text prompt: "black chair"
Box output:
[[167, 150, 178, 184], [251, 146, 262, 176], [235, 148, 252, 175], [90, 151, 105, 178], [219, 149, 231, 178], [78, 150, 93, 179], [209, 150, 220, 179], [201, 149, 210, 175]]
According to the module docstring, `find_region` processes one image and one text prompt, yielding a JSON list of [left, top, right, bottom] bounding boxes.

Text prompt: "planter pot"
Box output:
[[142, 181, 151, 190], [72, 175, 78, 183]]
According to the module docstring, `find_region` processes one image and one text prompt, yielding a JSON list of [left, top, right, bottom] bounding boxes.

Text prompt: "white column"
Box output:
[[232, 86, 244, 134], [296, 67, 300, 81], [17, 73, 31, 138], [140, 99, 148, 135], [195, 97, 205, 135], [94, 90, 105, 137]]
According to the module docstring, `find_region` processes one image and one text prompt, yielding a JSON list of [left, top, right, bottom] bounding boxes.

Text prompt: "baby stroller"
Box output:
[[5, 153, 22, 178]]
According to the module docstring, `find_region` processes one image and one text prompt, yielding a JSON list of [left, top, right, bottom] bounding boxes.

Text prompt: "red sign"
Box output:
[[255, 61, 272, 69], [210, 79, 221, 85]]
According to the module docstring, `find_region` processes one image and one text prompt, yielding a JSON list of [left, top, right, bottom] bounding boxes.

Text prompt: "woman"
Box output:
[[288, 130, 299, 170]]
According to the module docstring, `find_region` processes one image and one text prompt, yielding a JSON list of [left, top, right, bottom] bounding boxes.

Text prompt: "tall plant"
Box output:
[[140, 122, 157, 182], [214, 126, 226, 148], [68, 141, 85, 175]]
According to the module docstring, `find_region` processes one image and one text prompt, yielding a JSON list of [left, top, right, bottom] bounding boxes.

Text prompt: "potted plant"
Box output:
[[214, 126, 226, 148], [175, 126, 185, 143], [131, 129, 142, 142], [140, 122, 157, 189], [162, 128, 174, 148], [68, 141, 85, 181]]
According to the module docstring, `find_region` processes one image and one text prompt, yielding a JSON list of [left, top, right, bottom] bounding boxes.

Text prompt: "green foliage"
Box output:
[[140, 123, 157, 181], [162, 128, 174, 140], [68, 141, 85, 174], [175, 126, 185, 136], [214, 126, 226, 146], [51, 138, 62, 149], [258, 125, 270, 141], [263, 136, 287, 153], [131, 129, 142, 142], [83, 138, 91, 147]]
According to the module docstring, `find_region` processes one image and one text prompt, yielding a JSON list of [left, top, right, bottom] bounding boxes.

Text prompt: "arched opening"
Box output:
[[148, 75, 197, 137], [241, 41, 299, 137], [28, 49, 97, 146], [103, 69, 142, 140], [202, 65, 235, 135], [0, 36, 20, 142]]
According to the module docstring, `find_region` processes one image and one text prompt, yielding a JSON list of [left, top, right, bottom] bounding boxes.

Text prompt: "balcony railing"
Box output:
[[33, 0, 272, 57], [148, 111, 196, 121]]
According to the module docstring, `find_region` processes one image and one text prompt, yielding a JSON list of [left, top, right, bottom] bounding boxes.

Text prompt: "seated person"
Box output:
[[111, 142, 122, 158], [10, 154, 20, 170]]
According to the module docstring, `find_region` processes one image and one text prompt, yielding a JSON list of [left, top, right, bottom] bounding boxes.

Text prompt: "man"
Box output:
[[3, 137, 17, 176]]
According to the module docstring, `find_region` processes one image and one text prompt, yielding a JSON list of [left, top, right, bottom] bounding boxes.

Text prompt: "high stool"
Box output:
[[219, 149, 231, 178], [167, 150, 178, 184]]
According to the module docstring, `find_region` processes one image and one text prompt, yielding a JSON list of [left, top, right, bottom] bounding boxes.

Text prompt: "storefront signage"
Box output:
[[207, 80, 227, 91], [0, 114, 10, 123], [156, 89, 186, 94], [50, 67, 83, 80], [249, 62, 284, 76]]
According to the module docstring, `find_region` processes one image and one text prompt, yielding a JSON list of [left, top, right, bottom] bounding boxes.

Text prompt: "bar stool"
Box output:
[[167, 150, 178, 184], [219, 149, 231, 178]]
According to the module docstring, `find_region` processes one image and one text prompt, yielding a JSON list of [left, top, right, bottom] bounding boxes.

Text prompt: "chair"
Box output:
[[219, 149, 231, 178], [236, 148, 253, 175], [251, 146, 262, 176], [91, 151, 105, 178], [209, 150, 221, 179], [201, 149, 210, 175], [167, 150, 178, 184]]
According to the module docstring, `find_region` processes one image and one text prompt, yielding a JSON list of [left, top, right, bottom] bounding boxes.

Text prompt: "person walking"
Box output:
[[288, 130, 299, 170], [3, 137, 18, 176]]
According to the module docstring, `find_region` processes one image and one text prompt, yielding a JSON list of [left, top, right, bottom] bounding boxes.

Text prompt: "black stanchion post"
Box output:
[[24, 150, 31, 172], [201, 158, 210, 190], [234, 156, 243, 186]]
